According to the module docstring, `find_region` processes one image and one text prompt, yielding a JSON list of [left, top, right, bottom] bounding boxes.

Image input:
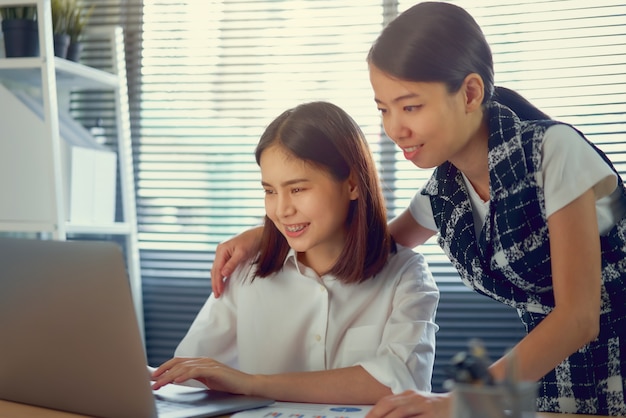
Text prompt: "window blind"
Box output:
[[128, 0, 394, 368], [77, 0, 625, 392]]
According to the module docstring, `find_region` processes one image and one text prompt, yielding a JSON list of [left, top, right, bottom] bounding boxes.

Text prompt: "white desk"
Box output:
[[0, 398, 617, 418]]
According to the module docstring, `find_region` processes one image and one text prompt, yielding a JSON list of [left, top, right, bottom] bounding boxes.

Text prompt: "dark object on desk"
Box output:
[[0, 237, 274, 418], [444, 338, 495, 387], [447, 342, 537, 418]]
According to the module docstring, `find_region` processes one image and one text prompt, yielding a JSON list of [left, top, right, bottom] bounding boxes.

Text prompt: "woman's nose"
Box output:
[[275, 193, 295, 218], [384, 114, 410, 143]]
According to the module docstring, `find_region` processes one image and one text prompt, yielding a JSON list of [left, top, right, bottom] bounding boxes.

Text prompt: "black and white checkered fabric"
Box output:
[[422, 102, 626, 415]]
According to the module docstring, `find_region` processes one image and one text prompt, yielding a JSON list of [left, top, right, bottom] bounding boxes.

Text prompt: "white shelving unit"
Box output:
[[0, 0, 143, 334]]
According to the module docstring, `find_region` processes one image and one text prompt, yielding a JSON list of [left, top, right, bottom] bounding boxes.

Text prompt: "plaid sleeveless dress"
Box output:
[[421, 102, 626, 415]]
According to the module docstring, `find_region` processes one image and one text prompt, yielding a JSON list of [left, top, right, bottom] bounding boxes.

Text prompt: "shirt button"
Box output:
[[319, 285, 325, 292], [315, 334, 321, 341]]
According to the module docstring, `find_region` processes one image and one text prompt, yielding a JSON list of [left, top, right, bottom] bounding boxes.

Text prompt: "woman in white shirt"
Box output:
[[151, 101, 439, 404]]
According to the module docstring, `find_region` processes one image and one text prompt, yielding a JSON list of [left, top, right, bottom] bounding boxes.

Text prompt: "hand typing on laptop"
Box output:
[[151, 357, 254, 394], [151, 354, 396, 404]]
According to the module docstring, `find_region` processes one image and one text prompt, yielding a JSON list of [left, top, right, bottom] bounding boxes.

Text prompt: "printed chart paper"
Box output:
[[233, 402, 373, 418]]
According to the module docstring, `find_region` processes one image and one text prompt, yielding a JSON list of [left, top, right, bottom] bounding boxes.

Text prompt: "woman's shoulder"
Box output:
[[385, 244, 429, 274], [229, 256, 261, 285], [543, 122, 583, 140], [376, 245, 437, 293], [393, 243, 422, 257]]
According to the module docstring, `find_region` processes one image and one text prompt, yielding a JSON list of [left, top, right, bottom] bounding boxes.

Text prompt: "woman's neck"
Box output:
[[296, 243, 343, 278], [451, 114, 491, 202]]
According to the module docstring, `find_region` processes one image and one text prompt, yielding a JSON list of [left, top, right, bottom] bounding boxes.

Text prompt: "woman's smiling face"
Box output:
[[259, 144, 357, 275], [368, 63, 475, 170]]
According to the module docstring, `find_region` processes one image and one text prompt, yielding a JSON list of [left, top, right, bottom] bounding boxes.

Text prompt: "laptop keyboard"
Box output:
[[156, 398, 195, 413]]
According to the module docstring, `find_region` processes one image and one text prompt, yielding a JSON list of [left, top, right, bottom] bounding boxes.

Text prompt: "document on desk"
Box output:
[[232, 401, 373, 418]]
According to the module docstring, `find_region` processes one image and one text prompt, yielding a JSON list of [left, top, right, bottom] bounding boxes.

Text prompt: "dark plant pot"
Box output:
[[66, 41, 83, 62], [2, 19, 39, 58], [53, 33, 70, 59]]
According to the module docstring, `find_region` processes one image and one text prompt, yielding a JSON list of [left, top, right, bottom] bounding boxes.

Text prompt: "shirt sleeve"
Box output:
[[175, 266, 246, 366], [408, 188, 438, 231], [542, 124, 617, 218], [357, 247, 440, 393]]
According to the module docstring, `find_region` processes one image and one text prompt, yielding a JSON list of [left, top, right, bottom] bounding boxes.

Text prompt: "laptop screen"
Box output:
[[0, 238, 272, 418]]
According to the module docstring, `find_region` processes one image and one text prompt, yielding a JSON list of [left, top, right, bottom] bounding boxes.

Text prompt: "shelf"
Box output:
[[66, 222, 133, 235], [0, 221, 133, 235], [0, 0, 143, 337], [0, 57, 118, 90]]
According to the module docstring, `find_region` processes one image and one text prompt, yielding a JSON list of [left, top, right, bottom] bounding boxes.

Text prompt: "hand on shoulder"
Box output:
[[211, 226, 263, 297]]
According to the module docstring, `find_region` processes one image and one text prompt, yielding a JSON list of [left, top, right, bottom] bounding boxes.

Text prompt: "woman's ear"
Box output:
[[347, 173, 359, 201], [463, 73, 485, 112]]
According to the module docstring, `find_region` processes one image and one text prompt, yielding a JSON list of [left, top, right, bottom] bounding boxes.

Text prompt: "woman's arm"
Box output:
[[388, 209, 436, 248], [366, 188, 603, 418], [489, 187, 601, 381], [251, 365, 393, 403], [152, 359, 391, 404]]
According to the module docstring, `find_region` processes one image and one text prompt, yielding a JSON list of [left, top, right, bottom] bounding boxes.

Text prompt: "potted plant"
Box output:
[[51, 0, 71, 58], [65, 0, 94, 62], [1, 6, 39, 57]]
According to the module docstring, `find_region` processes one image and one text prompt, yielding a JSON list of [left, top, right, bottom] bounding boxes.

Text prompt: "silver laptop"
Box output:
[[0, 237, 274, 418]]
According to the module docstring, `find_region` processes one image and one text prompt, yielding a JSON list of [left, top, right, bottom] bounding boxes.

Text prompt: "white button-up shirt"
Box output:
[[175, 245, 439, 393]]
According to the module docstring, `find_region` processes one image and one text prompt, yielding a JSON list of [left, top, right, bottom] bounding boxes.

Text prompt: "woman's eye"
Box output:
[[404, 105, 422, 112], [263, 189, 275, 195], [377, 107, 387, 114], [291, 188, 303, 194]]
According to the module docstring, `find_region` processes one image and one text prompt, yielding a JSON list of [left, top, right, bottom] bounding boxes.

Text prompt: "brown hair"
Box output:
[[254, 101, 396, 284]]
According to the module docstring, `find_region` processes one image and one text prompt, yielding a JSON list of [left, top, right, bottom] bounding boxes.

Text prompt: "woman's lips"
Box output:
[[402, 145, 421, 160], [283, 223, 309, 238]]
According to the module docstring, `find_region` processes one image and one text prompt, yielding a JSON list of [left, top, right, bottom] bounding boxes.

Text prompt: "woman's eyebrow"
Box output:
[[261, 178, 309, 188], [375, 92, 420, 105]]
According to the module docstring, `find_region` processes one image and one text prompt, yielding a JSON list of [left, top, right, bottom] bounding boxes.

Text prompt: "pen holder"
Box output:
[[452, 382, 537, 418]]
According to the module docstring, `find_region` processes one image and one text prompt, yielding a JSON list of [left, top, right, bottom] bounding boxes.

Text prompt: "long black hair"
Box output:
[[367, 1, 550, 121]]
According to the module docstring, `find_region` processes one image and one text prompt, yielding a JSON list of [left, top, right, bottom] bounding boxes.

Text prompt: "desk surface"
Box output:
[[0, 398, 616, 418], [0, 399, 88, 417]]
